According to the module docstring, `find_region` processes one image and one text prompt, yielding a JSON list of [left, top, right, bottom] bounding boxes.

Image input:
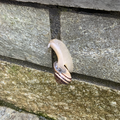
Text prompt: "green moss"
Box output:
[[8, 65, 20, 75], [0, 100, 55, 120], [0, 61, 120, 119], [0, 63, 56, 119]]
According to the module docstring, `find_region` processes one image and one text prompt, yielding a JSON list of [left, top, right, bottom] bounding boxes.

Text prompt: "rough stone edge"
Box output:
[[0, 100, 55, 120], [10, 0, 120, 12], [0, 106, 40, 120]]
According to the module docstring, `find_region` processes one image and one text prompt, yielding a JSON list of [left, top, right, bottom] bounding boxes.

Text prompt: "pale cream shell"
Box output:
[[48, 39, 73, 72]]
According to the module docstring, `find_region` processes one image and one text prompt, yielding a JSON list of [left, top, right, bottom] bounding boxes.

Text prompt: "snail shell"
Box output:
[[48, 39, 73, 84], [53, 62, 71, 84]]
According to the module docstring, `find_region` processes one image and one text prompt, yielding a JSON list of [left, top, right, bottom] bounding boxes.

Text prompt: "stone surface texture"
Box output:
[[14, 0, 120, 12], [0, 60, 120, 120], [0, 3, 51, 67], [60, 11, 120, 83], [0, 106, 40, 120]]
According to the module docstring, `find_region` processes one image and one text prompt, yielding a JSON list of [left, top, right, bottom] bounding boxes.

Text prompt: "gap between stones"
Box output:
[[0, 55, 120, 91], [49, 7, 61, 66], [0, 99, 55, 120]]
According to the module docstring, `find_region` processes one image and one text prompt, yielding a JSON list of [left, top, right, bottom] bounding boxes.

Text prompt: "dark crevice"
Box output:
[[0, 0, 120, 18], [0, 55, 120, 91], [0, 100, 55, 120], [49, 7, 61, 66], [0, 0, 51, 10], [72, 72, 120, 91], [0, 55, 53, 73], [49, 7, 61, 40], [60, 5, 120, 19]]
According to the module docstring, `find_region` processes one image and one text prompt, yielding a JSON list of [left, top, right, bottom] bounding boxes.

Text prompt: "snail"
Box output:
[[48, 39, 73, 84]]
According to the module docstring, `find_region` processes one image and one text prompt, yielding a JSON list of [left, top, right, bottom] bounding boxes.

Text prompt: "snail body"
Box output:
[[48, 39, 73, 84]]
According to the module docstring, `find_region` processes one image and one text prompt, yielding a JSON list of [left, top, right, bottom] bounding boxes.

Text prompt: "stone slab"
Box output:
[[60, 11, 120, 83], [0, 106, 40, 120], [0, 3, 51, 67], [13, 0, 120, 12], [0, 60, 120, 120]]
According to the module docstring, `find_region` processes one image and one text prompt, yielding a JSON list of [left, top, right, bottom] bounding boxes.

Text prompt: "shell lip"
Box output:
[[53, 62, 71, 79]]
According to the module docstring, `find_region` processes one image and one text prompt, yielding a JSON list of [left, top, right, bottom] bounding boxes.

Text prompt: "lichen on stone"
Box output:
[[0, 60, 120, 120]]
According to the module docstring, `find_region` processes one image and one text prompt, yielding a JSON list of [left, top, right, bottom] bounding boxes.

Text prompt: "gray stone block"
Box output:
[[0, 60, 120, 120], [0, 106, 40, 120], [60, 11, 120, 83], [14, 0, 120, 12], [0, 3, 52, 67]]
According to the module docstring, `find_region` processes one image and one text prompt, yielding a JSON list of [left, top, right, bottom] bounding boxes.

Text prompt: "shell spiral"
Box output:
[[53, 62, 71, 84]]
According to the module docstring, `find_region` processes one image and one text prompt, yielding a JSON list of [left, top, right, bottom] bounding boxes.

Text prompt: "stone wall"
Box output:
[[0, 0, 120, 120]]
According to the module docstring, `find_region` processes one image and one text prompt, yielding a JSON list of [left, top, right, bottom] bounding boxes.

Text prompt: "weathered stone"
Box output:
[[60, 11, 120, 83], [12, 0, 120, 12], [0, 3, 51, 67], [0, 60, 120, 120], [0, 106, 40, 120]]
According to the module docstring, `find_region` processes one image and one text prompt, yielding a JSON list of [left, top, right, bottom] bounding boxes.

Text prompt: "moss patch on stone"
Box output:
[[0, 60, 120, 120], [0, 99, 55, 120]]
